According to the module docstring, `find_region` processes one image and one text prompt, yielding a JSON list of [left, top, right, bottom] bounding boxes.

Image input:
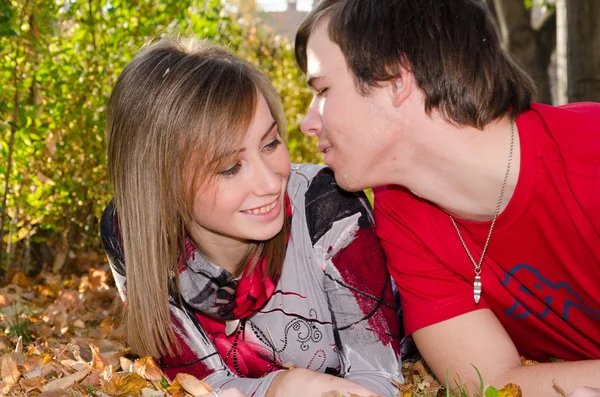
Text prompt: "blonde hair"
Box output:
[[106, 37, 288, 358]]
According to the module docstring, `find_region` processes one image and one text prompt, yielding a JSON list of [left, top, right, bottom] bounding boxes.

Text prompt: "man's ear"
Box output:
[[389, 67, 413, 108]]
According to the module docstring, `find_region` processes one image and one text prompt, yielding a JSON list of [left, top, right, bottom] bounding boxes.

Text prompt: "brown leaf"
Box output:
[[134, 357, 165, 381], [142, 388, 166, 397], [0, 293, 9, 309], [172, 373, 212, 396], [120, 357, 133, 372], [90, 343, 110, 371], [39, 390, 72, 397], [1, 355, 21, 391], [104, 372, 148, 396], [41, 367, 91, 392], [19, 375, 45, 392], [10, 270, 32, 288]]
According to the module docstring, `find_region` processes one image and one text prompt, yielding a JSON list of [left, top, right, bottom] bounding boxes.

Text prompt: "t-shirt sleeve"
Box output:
[[374, 187, 489, 336]]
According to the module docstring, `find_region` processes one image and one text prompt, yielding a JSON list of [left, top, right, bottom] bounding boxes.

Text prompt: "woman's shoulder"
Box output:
[[100, 200, 116, 237], [288, 163, 349, 195], [99, 199, 126, 276], [288, 164, 373, 245]]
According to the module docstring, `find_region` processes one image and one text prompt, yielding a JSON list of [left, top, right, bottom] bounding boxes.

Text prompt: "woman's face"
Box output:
[[188, 93, 291, 255]]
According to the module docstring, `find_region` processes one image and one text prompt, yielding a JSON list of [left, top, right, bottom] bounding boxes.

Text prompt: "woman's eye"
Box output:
[[220, 162, 241, 177], [263, 138, 282, 152]]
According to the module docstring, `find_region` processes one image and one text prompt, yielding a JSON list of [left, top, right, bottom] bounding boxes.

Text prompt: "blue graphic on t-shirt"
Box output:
[[501, 264, 600, 320]]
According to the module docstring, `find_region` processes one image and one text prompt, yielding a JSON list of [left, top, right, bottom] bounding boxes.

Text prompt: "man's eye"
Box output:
[[316, 88, 328, 97], [220, 162, 241, 177]]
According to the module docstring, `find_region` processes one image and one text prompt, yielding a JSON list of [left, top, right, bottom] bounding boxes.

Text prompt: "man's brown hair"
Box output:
[[296, 0, 536, 129]]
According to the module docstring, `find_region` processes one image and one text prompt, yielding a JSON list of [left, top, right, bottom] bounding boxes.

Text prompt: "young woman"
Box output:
[[100, 37, 401, 397]]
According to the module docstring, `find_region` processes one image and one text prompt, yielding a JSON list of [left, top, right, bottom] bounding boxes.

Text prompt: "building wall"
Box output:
[[263, 1, 310, 41]]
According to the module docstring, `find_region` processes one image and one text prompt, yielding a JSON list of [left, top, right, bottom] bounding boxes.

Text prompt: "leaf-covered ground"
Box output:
[[0, 264, 522, 397]]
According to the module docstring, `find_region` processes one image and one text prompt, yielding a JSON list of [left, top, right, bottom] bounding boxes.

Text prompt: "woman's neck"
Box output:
[[187, 227, 249, 275]]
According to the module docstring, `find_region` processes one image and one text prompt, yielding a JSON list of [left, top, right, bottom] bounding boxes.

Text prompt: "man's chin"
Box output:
[[331, 171, 365, 193]]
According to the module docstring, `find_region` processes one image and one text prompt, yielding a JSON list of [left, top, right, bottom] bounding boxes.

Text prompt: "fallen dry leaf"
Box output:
[[90, 342, 111, 371], [41, 366, 91, 392], [142, 387, 167, 397], [19, 375, 45, 392], [497, 383, 523, 397], [120, 356, 133, 372], [1, 355, 21, 392], [0, 264, 528, 397], [104, 371, 148, 396], [134, 356, 165, 381], [172, 372, 212, 396]]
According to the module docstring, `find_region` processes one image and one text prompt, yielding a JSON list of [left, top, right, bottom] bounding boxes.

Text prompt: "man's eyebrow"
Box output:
[[261, 121, 278, 141], [307, 76, 324, 90]]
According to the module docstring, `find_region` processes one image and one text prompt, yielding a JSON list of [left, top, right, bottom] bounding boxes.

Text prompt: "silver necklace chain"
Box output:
[[449, 118, 515, 304]]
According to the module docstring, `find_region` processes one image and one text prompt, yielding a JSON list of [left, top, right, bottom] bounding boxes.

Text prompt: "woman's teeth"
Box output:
[[244, 200, 277, 215]]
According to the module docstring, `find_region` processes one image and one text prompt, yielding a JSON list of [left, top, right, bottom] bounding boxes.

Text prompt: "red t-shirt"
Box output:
[[375, 103, 600, 362]]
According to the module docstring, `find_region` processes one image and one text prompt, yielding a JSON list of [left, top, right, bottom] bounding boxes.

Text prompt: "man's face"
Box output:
[[300, 23, 395, 192]]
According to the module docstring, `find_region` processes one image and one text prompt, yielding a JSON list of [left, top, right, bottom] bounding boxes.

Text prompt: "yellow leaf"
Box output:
[[104, 372, 148, 396], [497, 383, 523, 397], [166, 378, 183, 395]]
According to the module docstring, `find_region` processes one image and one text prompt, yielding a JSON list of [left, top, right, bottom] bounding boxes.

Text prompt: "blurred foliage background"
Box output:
[[0, 0, 318, 276], [1, 0, 598, 277]]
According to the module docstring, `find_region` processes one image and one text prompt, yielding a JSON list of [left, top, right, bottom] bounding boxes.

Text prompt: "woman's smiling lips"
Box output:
[[240, 196, 281, 220]]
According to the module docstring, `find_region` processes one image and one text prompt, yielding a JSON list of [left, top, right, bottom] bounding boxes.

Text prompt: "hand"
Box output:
[[266, 368, 378, 397], [568, 387, 600, 397]]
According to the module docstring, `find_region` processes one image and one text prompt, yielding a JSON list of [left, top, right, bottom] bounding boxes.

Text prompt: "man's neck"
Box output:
[[396, 116, 521, 222]]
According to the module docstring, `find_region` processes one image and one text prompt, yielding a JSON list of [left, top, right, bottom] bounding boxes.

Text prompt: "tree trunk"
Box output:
[[0, 68, 19, 275], [490, 0, 556, 104], [555, 0, 569, 104], [566, 0, 600, 102]]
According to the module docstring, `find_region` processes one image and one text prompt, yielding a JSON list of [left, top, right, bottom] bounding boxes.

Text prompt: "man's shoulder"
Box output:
[[527, 102, 600, 169], [528, 102, 600, 134]]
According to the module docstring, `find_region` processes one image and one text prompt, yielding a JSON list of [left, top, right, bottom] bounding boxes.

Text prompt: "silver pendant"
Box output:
[[473, 275, 482, 304], [225, 319, 240, 336]]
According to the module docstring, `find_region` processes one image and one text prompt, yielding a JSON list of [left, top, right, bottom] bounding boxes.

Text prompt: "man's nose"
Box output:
[[300, 98, 323, 137]]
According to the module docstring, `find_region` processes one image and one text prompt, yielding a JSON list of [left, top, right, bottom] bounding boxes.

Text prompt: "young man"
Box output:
[[295, 1, 600, 396]]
